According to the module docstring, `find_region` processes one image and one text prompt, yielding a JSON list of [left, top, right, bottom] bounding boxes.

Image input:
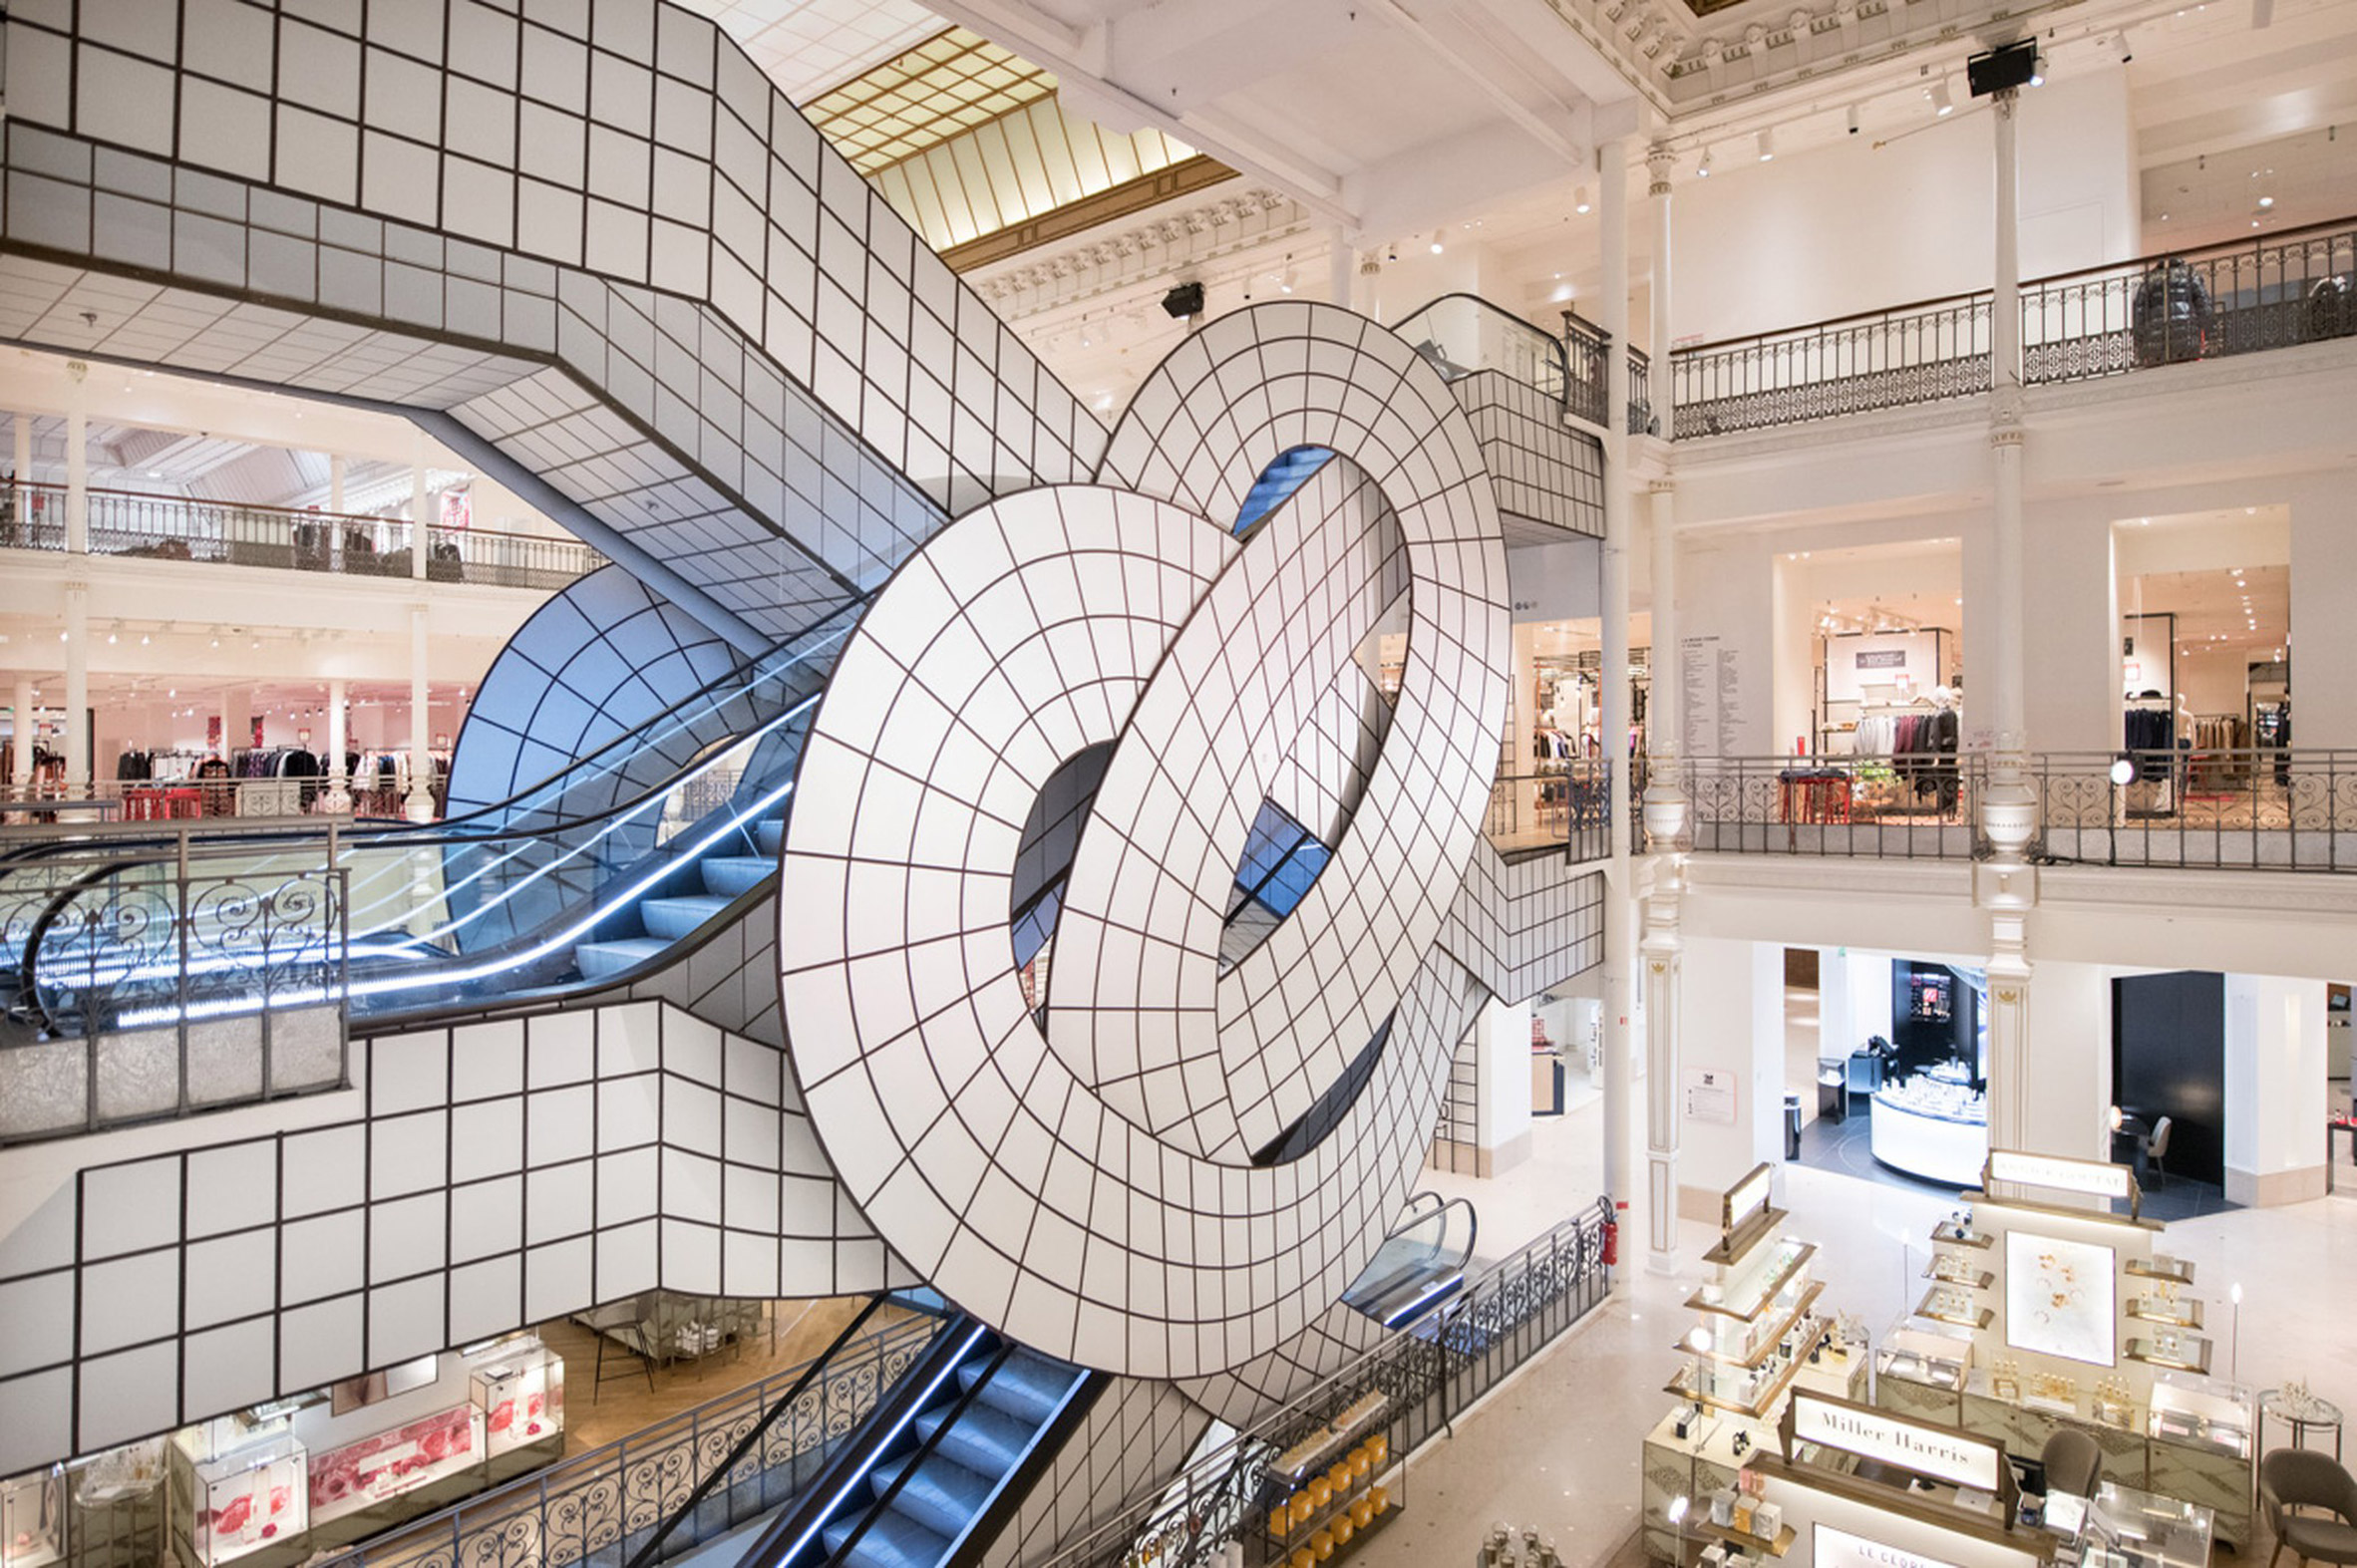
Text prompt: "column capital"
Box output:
[[1645, 144, 1678, 196]]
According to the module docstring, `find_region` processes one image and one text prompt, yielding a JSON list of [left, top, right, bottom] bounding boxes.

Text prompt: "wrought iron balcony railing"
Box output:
[[1488, 762, 1615, 864], [2, 481, 606, 588], [1650, 216, 2357, 438]]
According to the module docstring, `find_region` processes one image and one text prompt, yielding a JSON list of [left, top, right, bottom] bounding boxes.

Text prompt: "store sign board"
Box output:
[[1986, 1149, 2133, 1202], [1815, 1523, 1969, 1568], [1788, 1393, 2004, 1491], [1723, 1163, 1774, 1235]]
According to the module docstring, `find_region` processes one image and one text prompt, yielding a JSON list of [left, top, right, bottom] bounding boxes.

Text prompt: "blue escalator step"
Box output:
[[641, 894, 732, 940], [959, 1352, 1077, 1426], [820, 1508, 950, 1568], [702, 855, 773, 898], [911, 1404, 1033, 1480], [757, 818, 784, 856], [867, 1453, 996, 1540], [576, 937, 669, 980]]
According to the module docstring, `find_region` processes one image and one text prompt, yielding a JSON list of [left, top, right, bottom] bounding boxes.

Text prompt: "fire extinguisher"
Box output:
[[1601, 1199, 1627, 1266]]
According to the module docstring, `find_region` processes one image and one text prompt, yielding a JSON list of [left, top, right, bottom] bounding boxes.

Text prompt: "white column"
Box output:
[[10, 675, 31, 809], [1642, 854, 1687, 1273], [65, 363, 88, 555], [1649, 485, 1679, 766], [11, 411, 29, 519], [1327, 224, 1356, 312], [405, 605, 435, 820], [1598, 137, 1637, 1240], [1990, 92, 2026, 759], [322, 677, 351, 813], [410, 449, 431, 581], [63, 583, 89, 795], [1979, 88, 2040, 1179], [219, 688, 237, 759], [329, 454, 347, 573], [1647, 144, 1676, 440]]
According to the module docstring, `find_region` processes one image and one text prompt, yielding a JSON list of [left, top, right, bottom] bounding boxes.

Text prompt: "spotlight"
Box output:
[[1966, 39, 2042, 97], [1159, 282, 1204, 319], [1429, 228, 1445, 254], [1756, 128, 1776, 161], [2113, 31, 2135, 62], [1697, 147, 1713, 177], [1847, 106, 1860, 135], [1574, 184, 1592, 213], [1931, 80, 1954, 116]]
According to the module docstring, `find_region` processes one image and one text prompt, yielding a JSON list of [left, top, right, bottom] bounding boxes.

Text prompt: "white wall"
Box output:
[[1676, 937, 1787, 1214], [1667, 73, 2138, 345], [1474, 995, 1534, 1173], [2223, 974, 2329, 1204], [2020, 956, 2113, 1162]]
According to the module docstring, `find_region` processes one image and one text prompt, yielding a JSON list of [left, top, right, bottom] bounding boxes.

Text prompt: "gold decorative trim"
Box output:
[[940, 157, 1239, 272]]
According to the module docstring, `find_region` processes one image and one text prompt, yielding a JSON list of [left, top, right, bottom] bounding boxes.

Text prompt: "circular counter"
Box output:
[[1869, 1086, 1989, 1187]]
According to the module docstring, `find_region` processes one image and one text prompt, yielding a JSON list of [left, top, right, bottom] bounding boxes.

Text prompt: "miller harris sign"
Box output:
[[1784, 1392, 2006, 1493]]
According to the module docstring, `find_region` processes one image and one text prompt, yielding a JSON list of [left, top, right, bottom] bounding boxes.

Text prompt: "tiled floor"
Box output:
[[1356, 1084, 2357, 1568]]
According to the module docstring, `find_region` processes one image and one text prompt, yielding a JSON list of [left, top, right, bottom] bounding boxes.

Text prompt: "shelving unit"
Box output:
[[1698, 1520, 1797, 1558]]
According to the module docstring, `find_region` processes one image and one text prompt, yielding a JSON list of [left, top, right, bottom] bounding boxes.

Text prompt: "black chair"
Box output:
[[2261, 1447, 2357, 1568]]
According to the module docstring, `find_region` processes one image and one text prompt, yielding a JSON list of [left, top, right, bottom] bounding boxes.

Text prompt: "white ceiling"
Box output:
[[670, 0, 950, 103]]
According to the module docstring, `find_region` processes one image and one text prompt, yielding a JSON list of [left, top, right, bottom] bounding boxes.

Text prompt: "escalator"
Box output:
[[1, 610, 855, 1035], [1339, 1192, 1479, 1327], [740, 1317, 1100, 1568]]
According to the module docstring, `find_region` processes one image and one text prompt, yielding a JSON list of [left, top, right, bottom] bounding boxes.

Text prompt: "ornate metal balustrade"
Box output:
[[1669, 754, 1987, 860], [2, 481, 605, 588], [1036, 1199, 1613, 1568], [1660, 217, 2357, 437], [313, 1311, 944, 1568], [1488, 762, 1613, 864], [1628, 346, 1655, 436], [2025, 749, 2357, 872], [2022, 220, 2357, 385], [0, 839, 348, 1141], [1670, 295, 1994, 438], [1562, 310, 1608, 426]]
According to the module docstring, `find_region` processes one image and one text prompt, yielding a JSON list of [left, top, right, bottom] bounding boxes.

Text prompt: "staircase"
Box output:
[[575, 815, 785, 980], [753, 1322, 1097, 1568]]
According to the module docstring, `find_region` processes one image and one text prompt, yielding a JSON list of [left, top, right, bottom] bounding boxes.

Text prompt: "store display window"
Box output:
[[307, 1405, 480, 1525], [178, 1434, 306, 1566], [471, 1342, 564, 1456], [1, 1468, 64, 1568]]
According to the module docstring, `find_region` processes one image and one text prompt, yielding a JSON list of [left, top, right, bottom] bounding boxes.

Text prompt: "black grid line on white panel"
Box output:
[[972, 1376, 1211, 1568], [0, 128, 943, 646], [1, 0, 1106, 518], [1441, 848, 1608, 1005], [0, 994, 894, 1476], [1451, 372, 1605, 538], [781, 302, 1515, 1381], [447, 564, 745, 821]]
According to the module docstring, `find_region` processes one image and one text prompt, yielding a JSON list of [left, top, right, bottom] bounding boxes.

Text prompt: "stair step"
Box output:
[[757, 817, 784, 856], [911, 1404, 1034, 1481], [958, 1352, 1078, 1426], [576, 937, 669, 980], [820, 1508, 950, 1568], [867, 1453, 996, 1541], [641, 894, 731, 940], [702, 855, 773, 898]]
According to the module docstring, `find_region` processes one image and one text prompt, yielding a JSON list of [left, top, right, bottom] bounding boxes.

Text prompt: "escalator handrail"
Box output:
[[16, 853, 172, 1036], [742, 1315, 991, 1568], [935, 1363, 1103, 1566], [822, 1336, 1018, 1568], [1388, 1190, 1445, 1237], [620, 1293, 899, 1568]]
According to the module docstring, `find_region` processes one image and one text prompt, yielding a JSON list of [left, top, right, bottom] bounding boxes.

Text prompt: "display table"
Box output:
[[2259, 1387, 2343, 1463], [1869, 1081, 1989, 1188]]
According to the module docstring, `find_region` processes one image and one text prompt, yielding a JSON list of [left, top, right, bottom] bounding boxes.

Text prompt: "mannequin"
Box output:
[[1926, 686, 1962, 813]]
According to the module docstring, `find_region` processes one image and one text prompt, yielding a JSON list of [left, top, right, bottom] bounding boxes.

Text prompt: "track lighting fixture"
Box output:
[[1697, 147, 1713, 177], [1757, 129, 1775, 161], [1932, 80, 1954, 116], [1574, 184, 1592, 213], [1429, 229, 1445, 254]]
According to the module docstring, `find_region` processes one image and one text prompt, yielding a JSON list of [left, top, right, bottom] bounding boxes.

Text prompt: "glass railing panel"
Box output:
[[1392, 294, 1569, 403]]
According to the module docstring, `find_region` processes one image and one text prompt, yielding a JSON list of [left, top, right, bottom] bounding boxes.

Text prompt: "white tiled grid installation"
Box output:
[[1455, 371, 1605, 537], [780, 301, 1513, 1380], [2, 0, 1109, 641], [0, 985, 906, 1475], [445, 563, 751, 818]]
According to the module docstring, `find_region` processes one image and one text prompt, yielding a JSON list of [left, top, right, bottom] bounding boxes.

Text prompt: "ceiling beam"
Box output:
[[1363, 0, 1589, 166], [924, 0, 1362, 226]]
